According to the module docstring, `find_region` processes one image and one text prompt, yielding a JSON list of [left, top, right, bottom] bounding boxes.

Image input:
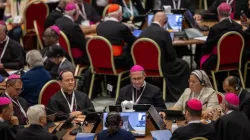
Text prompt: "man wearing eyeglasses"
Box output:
[[1, 74, 29, 125], [116, 65, 166, 112]]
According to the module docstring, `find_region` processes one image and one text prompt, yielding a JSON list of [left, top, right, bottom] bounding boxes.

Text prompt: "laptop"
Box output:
[[109, 104, 151, 112], [148, 106, 166, 130], [167, 14, 183, 32], [103, 112, 147, 137], [151, 130, 172, 140]]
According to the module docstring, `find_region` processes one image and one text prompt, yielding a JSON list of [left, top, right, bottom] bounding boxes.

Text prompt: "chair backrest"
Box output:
[[33, 20, 44, 50], [217, 92, 224, 104], [102, 5, 110, 18], [38, 80, 61, 105], [23, 0, 49, 34], [131, 38, 163, 77], [86, 36, 117, 74], [216, 31, 244, 71], [190, 137, 208, 140], [59, 31, 75, 66]]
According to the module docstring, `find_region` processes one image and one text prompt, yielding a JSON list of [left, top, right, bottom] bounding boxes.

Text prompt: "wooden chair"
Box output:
[[190, 137, 208, 140], [23, 0, 49, 34], [58, 31, 88, 76], [33, 20, 44, 50], [131, 38, 166, 100], [86, 36, 129, 100], [205, 31, 245, 91], [38, 80, 61, 105]]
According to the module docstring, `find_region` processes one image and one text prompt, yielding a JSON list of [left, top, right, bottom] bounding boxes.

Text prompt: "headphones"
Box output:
[[234, 77, 241, 91], [105, 112, 122, 127], [198, 70, 206, 86]]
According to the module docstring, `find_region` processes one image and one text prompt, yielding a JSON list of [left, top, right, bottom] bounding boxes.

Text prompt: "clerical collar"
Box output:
[[64, 15, 74, 22], [152, 21, 161, 27], [226, 110, 233, 115], [188, 120, 200, 124], [104, 17, 119, 22], [0, 117, 4, 122], [0, 36, 8, 44], [133, 81, 146, 90], [220, 17, 232, 23]]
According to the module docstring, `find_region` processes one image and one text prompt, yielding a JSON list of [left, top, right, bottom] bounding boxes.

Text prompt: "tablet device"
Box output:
[[60, 116, 76, 130], [133, 30, 142, 37], [148, 106, 166, 130], [103, 112, 147, 137], [151, 130, 172, 140], [162, 109, 185, 121]]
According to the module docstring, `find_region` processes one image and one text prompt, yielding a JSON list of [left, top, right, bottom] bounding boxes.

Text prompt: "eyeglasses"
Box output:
[[10, 84, 23, 93]]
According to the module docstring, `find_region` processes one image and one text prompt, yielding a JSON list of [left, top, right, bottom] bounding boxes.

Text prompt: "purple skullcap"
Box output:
[[218, 2, 231, 13], [225, 93, 239, 106], [49, 25, 60, 35], [130, 65, 144, 73], [0, 20, 6, 27], [65, 2, 76, 11], [0, 97, 11, 106], [7, 74, 20, 81], [187, 98, 202, 110]]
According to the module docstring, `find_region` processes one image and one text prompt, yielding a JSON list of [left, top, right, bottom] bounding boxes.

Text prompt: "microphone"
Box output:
[[103, 105, 108, 112], [45, 107, 70, 118]]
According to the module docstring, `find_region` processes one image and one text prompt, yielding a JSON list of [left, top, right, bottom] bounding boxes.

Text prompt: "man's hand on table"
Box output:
[[70, 111, 82, 118], [194, 14, 202, 21]]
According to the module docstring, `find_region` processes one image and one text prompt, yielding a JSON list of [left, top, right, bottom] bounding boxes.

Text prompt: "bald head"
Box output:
[[223, 76, 241, 94], [153, 12, 167, 27]]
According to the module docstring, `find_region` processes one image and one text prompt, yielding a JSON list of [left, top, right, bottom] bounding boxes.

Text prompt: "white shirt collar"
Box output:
[[104, 17, 119, 22], [226, 110, 233, 115], [0, 117, 5, 122], [64, 15, 74, 22], [152, 21, 161, 27], [188, 120, 201, 124], [0, 36, 9, 44], [220, 17, 232, 23]]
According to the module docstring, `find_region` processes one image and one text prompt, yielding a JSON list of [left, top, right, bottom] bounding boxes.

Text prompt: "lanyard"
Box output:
[[189, 87, 205, 100], [4, 93, 27, 118], [122, 0, 134, 17], [172, 0, 181, 9], [79, 3, 87, 20], [226, 0, 234, 5], [132, 81, 146, 104], [61, 89, 76, 112], [16, 1, 20, 16], [59, 57, 66, 68], [0, 37, 9, 63]]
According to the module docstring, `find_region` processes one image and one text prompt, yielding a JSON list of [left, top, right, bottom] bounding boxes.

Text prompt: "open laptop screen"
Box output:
[[167, 14, 183, 32], [103, 112, 146, 137]]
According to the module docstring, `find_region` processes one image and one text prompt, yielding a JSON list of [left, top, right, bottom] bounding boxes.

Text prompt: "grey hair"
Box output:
[[224, 99, 239, 110], [26, 50, 44, 68], [65, 9, 76, 17], [217, 7, 231, 17], [27, 104, 46, 124]]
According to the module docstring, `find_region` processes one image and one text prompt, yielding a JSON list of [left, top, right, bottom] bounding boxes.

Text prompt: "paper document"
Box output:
[[194, 36, 208, 41]]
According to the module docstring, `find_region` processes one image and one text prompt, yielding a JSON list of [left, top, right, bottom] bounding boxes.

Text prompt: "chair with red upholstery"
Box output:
[[217, 92, 224, 104], [23, 0, 49, 34], [33, 20, 44, 50], [206, 31, 245, 91], [243, 40, 250, 85], [84, 0, 92, 3], [131, 38, 166, 100], [58, 31, 88, 76], [38, 80, 61, 105], [87, 36, 129, 100]]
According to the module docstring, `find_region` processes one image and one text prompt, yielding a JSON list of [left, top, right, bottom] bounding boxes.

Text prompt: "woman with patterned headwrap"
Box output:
[[171, 70, 219, 114]]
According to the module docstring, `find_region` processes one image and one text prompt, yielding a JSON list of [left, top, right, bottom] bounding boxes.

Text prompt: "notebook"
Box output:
[[151, 130, 172, 140], [103, 112, 147, 137]]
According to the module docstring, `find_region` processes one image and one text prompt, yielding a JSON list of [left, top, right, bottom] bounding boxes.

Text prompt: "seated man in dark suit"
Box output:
[[47, 70, 95, 121], [97, 4, 135, 69], [55, 2, 88, 65], [200, 3, 244, 70], [0, 97, 20, 140], [171, 99, 216, 140], [97, 112, 135, 140], [73, 0, 101, 25], [16, 105, 58, 140], [0, 21, 25, 70], [223, 76, 250, 121], [44, 0, 71, 29], [215, 93, 250, 140], [116, 65, 166, 112], [1, 74, 29, 125], [139, 11, 190, 102]]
